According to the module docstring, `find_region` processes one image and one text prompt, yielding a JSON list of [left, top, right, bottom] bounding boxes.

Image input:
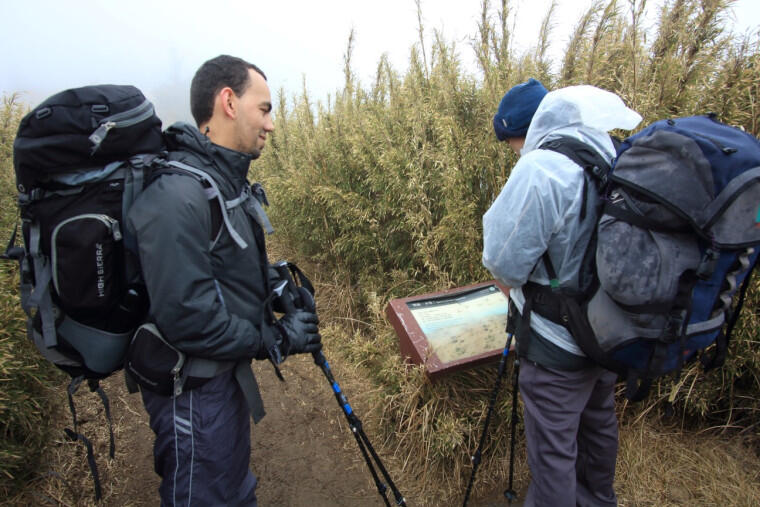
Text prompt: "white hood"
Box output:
[[522, 85, 642, 160]]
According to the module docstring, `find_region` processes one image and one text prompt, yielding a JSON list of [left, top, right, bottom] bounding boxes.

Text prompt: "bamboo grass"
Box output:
[[256, 0, 760, 501]]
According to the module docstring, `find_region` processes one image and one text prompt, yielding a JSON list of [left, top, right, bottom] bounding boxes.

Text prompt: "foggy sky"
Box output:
[[2, 0, 758, 125]]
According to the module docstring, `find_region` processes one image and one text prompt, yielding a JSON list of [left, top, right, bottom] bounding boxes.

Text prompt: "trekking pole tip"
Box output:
[[504, 489, 518, 502]]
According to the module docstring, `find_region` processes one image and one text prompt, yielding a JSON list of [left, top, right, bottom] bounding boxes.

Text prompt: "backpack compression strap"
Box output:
[[26, 222, 57, 347], [702, 247, 759, 371]]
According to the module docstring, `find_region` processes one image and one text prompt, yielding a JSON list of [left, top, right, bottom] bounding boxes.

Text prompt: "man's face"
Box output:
[[233, 69, 274, 158]]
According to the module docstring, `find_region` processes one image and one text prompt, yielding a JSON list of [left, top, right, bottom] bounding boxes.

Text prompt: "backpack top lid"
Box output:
[[611, 115, 760, 249], [13, 84, 164, 192]]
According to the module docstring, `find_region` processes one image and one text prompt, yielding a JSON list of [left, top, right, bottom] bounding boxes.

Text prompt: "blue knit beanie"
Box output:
[[493, 78, 548, 141]]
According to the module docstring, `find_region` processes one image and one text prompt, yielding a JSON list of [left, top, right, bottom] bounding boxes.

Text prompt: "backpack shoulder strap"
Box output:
[[532, 136, 613, 279], [538, 135, 613, 184], [149, 160, 246, 248]]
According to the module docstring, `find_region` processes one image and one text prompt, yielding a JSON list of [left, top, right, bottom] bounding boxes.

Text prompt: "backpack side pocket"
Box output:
[[125, 323, 185, 397], [51, 214, 123, 312]]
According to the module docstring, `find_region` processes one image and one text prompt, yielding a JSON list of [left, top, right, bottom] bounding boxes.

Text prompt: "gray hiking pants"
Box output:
[[519, 360, 618, 507]]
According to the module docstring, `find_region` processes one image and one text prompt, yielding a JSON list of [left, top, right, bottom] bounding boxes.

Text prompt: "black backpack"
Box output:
[[10, 85, 161, 378], [523, 116, 760, 400], [4, 85, 240, 499]]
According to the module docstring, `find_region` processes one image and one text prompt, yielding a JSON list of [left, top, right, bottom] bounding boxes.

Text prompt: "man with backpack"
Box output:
[[126, 55, 322, 506], [482, 80, 642, 506]]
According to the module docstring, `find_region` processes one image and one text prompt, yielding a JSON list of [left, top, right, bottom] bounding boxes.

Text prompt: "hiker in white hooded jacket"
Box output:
[[482, 80, 642, 506]]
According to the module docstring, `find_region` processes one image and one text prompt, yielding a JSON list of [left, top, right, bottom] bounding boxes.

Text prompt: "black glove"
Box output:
[[278, 310, 322, 356]]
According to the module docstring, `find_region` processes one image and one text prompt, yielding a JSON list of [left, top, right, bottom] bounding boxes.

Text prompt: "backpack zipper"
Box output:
[[89, 100, 155, 153], [51, 214, 122, 294]]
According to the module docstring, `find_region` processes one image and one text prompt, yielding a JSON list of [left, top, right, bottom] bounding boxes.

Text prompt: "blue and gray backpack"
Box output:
[[532, 115, 760, 400]]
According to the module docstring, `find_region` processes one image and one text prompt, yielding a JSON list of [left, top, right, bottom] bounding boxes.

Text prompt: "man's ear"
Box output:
[[217, 87, 237, 119]]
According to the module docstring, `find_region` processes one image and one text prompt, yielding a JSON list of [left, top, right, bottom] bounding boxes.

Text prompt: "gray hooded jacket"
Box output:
[[128, 122, 275, 361]]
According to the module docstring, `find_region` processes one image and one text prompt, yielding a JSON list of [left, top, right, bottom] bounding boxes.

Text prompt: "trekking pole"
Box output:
[[504, 356, 520, 503], [271, 261, 407, 506], [313, 350, 407, 506], [462, 331, 515, 507]]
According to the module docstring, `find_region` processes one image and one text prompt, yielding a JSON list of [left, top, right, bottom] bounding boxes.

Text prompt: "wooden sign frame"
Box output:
[[385, 280, 511, 381]]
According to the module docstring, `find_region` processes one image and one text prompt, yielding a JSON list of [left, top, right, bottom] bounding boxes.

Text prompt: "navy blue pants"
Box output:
[[141, 370, 258, 506], [519, 360, 618, 507]]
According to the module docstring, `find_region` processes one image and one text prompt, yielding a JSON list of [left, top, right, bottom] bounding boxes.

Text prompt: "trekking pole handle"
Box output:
[[272, 261, 305, 311]]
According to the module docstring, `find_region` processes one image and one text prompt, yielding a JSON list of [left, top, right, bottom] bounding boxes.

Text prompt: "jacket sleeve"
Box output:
[[482, 152, 575, 287], [127, 174, 271, 361]]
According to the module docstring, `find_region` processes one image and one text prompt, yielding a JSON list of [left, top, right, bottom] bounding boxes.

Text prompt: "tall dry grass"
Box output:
[[256, 0, 760, 502], [0, 94, 63, 498]]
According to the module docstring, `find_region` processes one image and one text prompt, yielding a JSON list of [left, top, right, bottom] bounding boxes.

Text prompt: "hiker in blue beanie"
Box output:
[[483, 79, 641, 506]]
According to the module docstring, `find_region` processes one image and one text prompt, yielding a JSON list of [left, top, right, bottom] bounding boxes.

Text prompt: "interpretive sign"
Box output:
[[386, 280, 511, 380]]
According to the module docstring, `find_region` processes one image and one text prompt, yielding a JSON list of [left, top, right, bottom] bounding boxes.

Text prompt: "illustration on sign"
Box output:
[[406, 285, 509, 364]]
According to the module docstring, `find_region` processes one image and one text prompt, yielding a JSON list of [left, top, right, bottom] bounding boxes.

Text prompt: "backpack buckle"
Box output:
[[664, 310, 687, 341], [696, 248, 720, 280]]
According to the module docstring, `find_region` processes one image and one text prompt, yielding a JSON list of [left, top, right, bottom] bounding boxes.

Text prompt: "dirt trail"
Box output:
[[20, 352, 388, 506], [17, 356, 522, 507]]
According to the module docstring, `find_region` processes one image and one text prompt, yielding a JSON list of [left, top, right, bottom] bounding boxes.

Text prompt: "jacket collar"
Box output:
[[164, 122, 254, 190]]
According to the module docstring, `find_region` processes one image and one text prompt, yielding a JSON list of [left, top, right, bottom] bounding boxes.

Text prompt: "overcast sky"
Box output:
[[2, 0, 758, 125]]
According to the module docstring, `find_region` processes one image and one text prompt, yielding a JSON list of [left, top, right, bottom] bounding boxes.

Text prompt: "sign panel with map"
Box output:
[[386, 281, 512, 380]]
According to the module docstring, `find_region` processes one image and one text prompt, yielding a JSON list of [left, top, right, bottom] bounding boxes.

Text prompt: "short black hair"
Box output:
[[190, 55, 267, 126]]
